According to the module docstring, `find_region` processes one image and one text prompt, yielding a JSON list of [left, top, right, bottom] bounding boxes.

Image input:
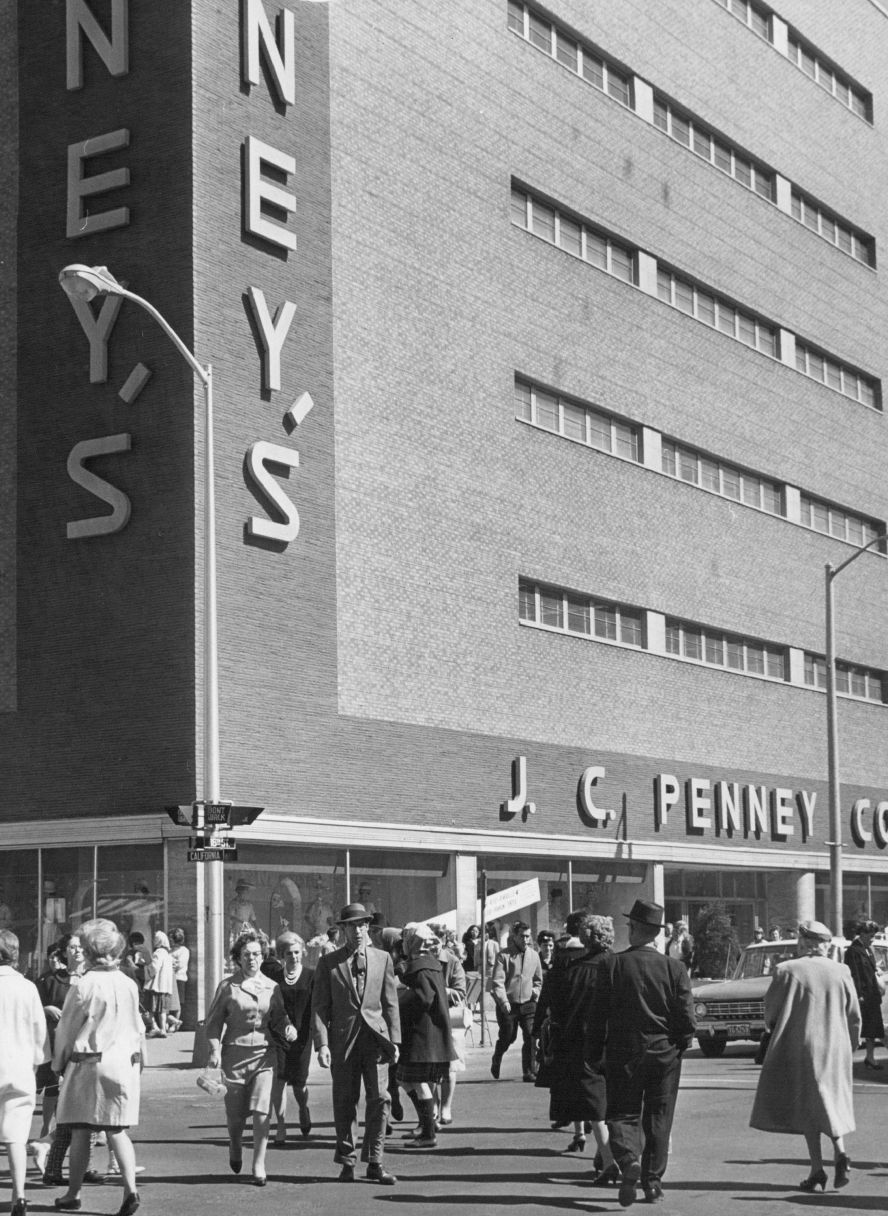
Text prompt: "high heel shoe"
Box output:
[[564, 1134, 586, 1153], [798, 1169, 827, 1192], [863, 1058, 883, 1070], [834, 1152, 851, 1188]]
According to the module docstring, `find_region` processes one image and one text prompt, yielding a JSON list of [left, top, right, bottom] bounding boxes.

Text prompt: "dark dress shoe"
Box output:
[[619, 1161, 641, 1208], [53, 1200, 81, 1212], [299, 1111, 312, 1136], [116, 1194, 140, 1216], [11, 1199, 27, 1216], [366, 1164, 397, 1185], [490, 1056, 501, 1079], [643, 1181, 664, 1203], [337, 1165, 356, 1183], [229, 1157, 242, 1174]]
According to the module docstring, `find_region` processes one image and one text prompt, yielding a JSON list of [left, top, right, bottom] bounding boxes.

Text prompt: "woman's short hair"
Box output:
[[169, 927, 186, 947], [230, 928, 268, 964], [586, 914, 615, 950], [56, 932, 78, 956], [0, 928, 19, 965], [153, 931, 170, 950], [536, 930, 555, 945], [275, 931, 305, 957], [80, 918, 126, 965], [565, 909, 593, 938]]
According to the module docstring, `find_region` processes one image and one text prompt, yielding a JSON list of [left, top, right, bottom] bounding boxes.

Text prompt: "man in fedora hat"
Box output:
[[311, 903, 401, 1185], [588, 899, 695, 1207]]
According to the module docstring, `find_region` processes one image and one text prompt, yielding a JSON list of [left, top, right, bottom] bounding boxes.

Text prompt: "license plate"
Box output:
[[720, 1023, 750, 1036]]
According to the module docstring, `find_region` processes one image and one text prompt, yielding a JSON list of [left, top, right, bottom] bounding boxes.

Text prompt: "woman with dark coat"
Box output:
[[843, 919, 885, 1069], [396, 924, 457, 1149], [268, 932, 315, 1143], [533, 910, 618, 1183]]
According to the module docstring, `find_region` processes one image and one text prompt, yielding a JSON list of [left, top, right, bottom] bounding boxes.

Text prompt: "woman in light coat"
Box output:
[[142, 931, 174, 1038], [52, 918, 145, 1216], [0, 929, 50, 1216], [750, 920, 861, 1193]]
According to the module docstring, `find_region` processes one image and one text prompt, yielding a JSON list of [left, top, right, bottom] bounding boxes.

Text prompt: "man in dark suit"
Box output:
[[311, 902, 401, 1185], [588, 899, 695, 1207]]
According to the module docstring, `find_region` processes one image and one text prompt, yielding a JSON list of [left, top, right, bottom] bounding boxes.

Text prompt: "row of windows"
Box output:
[[511, 185, 881, 410], [786, 33, 870, 121], [509, 1, 875, 267], [804, 655, 885, 703], [515, 380, 639, 461], [795, 342, 877, 409], [506, 1, 632, 106], [665, 619, 786, 681], [515, 377, 885, 552], [656, 268, 778, 357], [714, 0, 871, 121], [798, 495, 882, 549], [653, 96, 774, 201], [661, 440, 782, 515], [519, 580, 887, 703], [519, 581, 643, 646]]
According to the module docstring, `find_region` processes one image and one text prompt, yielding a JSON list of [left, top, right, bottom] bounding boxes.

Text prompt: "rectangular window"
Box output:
[[697, 291, 716, 326], [562, 400, 585, 441], [721, 467, 741, 500], [531, 201, 556, 242], [559, 215, 581, 257], [716, 303, 736, 337], [661, 441, 677, 477], [555, 34, 578, 72], [607, 71, 631, 107], [671, 113, 690, 146], [653, 99, 668, 132], [535, 389, 558, 431], [585, 231, 607, 270], [588, 411, 611, 451], [713, 141, 732, 174], [620, 611, 643, 647], [511, 189, 528, 228], [705, 635, 724, 665], [746, 645, 765, 675], [678, 448, 698, 484], [582, 53, 604, 90], [614, 422, 638, 462], [507, 1, 524, 36], [540, 590, 563, 628], [528, 12, 551, 53], [675, 279, 694, 315], [692, 127, 711, 160], [665, 624, 681, 654], [683, 630, 703, 660], [515, 380, 532, 421], [610, 244, 634, 283], [594, 605, 618, 640], [519, 582, 536, 621], [567, 595, 590, 634], [700, 458, 720, 492], [766, 649, 785, 680], [726, 639, 744, 670]]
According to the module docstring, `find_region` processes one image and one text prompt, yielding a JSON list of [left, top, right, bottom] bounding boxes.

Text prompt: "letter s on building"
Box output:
[[245, 441, 300, 545]]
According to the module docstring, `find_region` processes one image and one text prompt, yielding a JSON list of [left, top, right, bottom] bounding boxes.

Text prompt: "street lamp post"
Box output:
[[59, 263, 224, 1016], [824, 531, 888, 934]]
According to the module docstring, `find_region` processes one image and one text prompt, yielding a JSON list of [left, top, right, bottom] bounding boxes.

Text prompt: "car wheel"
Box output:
[[697, 1036, 726, 1058]]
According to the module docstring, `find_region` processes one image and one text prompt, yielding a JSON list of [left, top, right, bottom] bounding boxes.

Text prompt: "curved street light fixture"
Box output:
[[59, 263, 223, 1017], [825, 531, 888, 933]]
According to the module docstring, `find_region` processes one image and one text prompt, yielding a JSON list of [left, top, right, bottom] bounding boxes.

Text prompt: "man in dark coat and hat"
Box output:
[[311, 903, 401, 1185], [588, 899, 695, 1207]]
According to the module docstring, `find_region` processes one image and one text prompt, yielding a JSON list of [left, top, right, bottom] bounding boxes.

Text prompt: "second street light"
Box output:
[[824, 531, 888, 935], [58, 263, 225, 1016]]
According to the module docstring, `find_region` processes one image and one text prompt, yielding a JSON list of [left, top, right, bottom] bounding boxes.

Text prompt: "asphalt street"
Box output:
[[10, 1032, 888, 1215]]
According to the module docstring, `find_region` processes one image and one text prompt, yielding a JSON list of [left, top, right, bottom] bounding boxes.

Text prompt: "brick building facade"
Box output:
[[2, 0, 888, 1019]]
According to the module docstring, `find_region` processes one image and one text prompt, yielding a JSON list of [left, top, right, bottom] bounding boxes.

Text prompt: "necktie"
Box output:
[[352, 951, 365, 999]]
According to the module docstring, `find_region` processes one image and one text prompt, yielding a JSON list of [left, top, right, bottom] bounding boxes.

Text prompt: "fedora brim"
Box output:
[[338, 915, 372, 925]]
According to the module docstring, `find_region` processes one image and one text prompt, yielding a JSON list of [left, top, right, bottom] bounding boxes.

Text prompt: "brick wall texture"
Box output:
[[3, 0, 888, 874]]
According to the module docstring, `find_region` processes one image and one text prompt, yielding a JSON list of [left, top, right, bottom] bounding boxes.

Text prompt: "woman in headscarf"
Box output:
[[843, 919, 885, 1069], [0, 929, 50, 1216], [750, 920, 861, 1192], [395, 924, 457, 1149], [533, 911, 618, 1182]]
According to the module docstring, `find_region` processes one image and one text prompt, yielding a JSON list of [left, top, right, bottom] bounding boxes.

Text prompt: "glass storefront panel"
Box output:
[[96, 844, 165, 944], [348, 849, 450, 929], [479, 856, 570, 940], [41, 847, 95, 958], [227, 844, 348, 962], [0, 850, 39, 975], [571, 861, 647, 932], [815, 873, 888, 930]]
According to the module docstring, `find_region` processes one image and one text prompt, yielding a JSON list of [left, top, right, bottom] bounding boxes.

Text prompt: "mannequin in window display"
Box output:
[[305, 877, 335, 939], [269, 878, 302, 937], [42, 881, 66, 953], [228, 879, 258, 945]]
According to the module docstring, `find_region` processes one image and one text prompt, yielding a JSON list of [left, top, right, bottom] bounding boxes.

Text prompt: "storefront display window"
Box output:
[[41, 847, 95, 957], [815, 873, 888, 929], [348, 849, 449, 928], [571, 861, 647, 930], [96, 844, 164, 944], [0, 850, 38, 975]]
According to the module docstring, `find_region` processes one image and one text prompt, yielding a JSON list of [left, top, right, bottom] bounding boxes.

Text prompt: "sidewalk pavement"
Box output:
[[17, 1031, 888, 1215]]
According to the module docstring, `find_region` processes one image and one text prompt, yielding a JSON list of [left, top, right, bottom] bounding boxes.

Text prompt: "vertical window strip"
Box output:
[[795, 341, 879, 409], [514, 379, 640, 464], [786, 33, 871, 121], [506, 2, 632, 108], [790, 191, 874, 266]]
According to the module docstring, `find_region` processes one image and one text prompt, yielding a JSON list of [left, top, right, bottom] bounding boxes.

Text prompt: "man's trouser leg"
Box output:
[[493, 1005, 519, 1065], [359, 1041, 392, 1166], [639, 1043, 681, 1185], [517, 1002, 537, 1075], [330, 1055, 363, 1167], [605, 1057, 646, 1174]]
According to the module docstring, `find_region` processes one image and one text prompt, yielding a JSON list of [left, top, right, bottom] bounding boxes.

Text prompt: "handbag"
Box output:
[[448, 1000, 472, 1030]]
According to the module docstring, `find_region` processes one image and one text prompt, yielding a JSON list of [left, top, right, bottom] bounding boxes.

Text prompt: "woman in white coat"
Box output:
[[750, 920, 861, 1192], [51, 919, 146, 1216], [0, 929, 50, 1216], [142, 931, 174, 1038]]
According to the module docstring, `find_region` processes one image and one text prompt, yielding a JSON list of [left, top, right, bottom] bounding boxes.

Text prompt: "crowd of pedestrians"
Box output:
[[0, 902, 882, 1211]]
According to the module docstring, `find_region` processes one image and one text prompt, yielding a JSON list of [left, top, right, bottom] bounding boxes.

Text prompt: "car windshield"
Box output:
[[734, 945, 796, 978]]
